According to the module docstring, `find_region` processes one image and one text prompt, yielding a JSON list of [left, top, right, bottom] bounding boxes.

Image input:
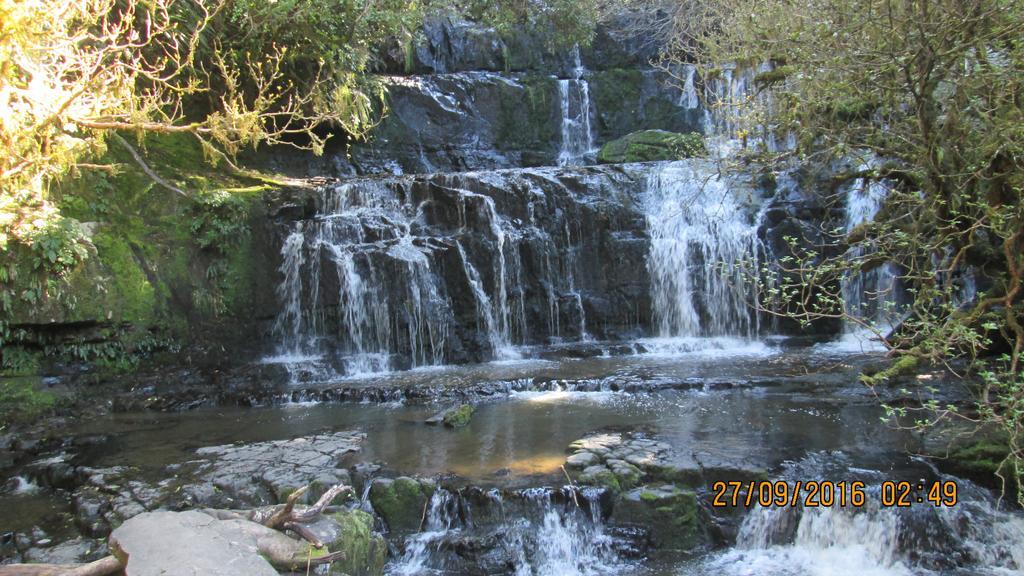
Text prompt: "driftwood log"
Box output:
[[0, 483, 353, 576], [0, 555, 121, 576]]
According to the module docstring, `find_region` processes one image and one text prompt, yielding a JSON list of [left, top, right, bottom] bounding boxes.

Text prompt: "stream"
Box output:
[[2, 18, 1022, 576]]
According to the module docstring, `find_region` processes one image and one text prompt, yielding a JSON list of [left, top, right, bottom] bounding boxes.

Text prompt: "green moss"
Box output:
[[8, 130, 279, 365], [597, 130, 705, 164], [0, 377, 56, 426], [616, 486, 700, 550], [368, 477, 426, 534], [443, 404, 474, 428], [495, 74, 559, 155], [613, 463, 643, 491], [947, 440, 1011, 477], [326, 509, 387, 576], [580, 468, 622, 493], [639, 490, 659, 503], [754, 65, 795, 86], [88, 231, 157, 323]]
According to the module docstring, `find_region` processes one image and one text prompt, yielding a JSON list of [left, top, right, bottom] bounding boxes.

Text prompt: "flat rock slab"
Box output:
[[110, 511, 279, 576], [190, 431, 364, 505]]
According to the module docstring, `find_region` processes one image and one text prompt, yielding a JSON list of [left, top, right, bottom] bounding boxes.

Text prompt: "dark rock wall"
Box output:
[[267, 165, 653, 367]]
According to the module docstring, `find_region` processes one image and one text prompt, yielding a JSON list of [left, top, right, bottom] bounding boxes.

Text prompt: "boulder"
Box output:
[[597, 130, 705, 164], [368, 477, 428, 535], [297, 509, 387, 576], [109, 511, 279, 576], [425, 403, 475, 428], [614, 485, 702, 550]]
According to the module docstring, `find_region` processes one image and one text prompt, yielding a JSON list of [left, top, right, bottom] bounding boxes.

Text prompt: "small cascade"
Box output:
[[456, 241, 505, 356], [679, 64, 700, 110], [268, 181, 452, 380], [389, 490, 461, 576], [450, 184, 526, 359], [645, 161, 763, 339], [842, 173, 901, 333], [708, 454, 1024, 575], [702, 63, 795, 156], [557, 47, 595, 166], [386, 487, 628, 576]]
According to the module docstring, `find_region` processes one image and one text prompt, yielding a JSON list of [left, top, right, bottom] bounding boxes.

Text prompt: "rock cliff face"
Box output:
[[266, 165, 656, 375], [256, 17, 703, 177], [3, 16, 845, 386]]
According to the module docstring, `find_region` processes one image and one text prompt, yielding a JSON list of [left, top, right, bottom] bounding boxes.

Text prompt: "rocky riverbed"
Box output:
[[3, 344, 1021, 575]]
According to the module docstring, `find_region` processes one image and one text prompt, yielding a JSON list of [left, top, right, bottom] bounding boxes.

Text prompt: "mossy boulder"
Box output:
[[578, 465, 622, 494], [614, 485, 701, 550], [368, 477, 427, 535], [324, 509, 387, 576], [443, 404, 475, 428], [596, 130, 705, 164]]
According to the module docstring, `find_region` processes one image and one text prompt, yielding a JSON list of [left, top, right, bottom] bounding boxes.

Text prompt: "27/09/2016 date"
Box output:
[[710, 480, 959, 508]]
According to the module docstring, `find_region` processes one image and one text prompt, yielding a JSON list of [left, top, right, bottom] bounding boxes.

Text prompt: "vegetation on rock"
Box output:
[[658, 0, 1024, 501], [596, 130, 704, 164], [443, 404, 475, 428]]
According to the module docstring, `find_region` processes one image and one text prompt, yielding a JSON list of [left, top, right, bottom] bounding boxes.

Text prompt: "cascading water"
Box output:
[[841, 173, 901, 339], [267, 181, 451, 380], [449, 182, 525, 359], [557, 47, 595, 166], [387, 487, 628, 576], [702, 63, 796, 156], [709, 478, 1024, 576], [644, 161, 763, 346]]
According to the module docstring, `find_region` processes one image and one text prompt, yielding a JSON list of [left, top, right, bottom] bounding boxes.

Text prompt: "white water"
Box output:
[[699, 470, 1024, 576], [450, 183, 525, 359], [557, 47, 595, 166], [645, 162, 762, 339], [702, 63, 796, 157], [820, 164, 902, 352], [387, 488, 627, 576], [268, 181, 451, 380]]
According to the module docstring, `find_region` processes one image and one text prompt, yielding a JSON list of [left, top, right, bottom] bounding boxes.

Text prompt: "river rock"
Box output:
[[109, 511, 279, 576], [566, 432, 679, 491], [613, 485, 702, 550], [22, 537, 106, 564], [369, 477, 428, 535], [425, 403, 475, 427], [189, 431, 365, 507], [304, 508, 388, 576]]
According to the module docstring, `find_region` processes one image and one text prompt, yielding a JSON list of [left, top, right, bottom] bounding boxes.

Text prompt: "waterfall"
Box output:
[[387, 487, 627, 576], [702, 63, 796, 156], [645, 161, 762, 340], [709, 478, 1024, 576], [451, 184, 525, 359], [456, 241, 506, 356], [389, 490, 460, 576], [268, 181, 451, 379], [841, 173, 901, 333], [557, 47, 595, 166]]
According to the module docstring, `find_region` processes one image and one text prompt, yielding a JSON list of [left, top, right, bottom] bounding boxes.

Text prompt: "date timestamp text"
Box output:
[[710, 480, 959, 508]]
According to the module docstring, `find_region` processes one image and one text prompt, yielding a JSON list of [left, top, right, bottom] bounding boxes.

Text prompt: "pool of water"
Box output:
[[61, 347, 908, 486], [3, 344, 1021, 575]]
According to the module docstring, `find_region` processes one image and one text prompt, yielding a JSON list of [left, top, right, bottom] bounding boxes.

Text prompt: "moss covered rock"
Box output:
[[443, 404, 475, 428], [614, 485, 701, 550], [368, 477, 427, 535], [596, 130, 705, 164], [578, 465, 622, 494], [324, 508, 387, 576]]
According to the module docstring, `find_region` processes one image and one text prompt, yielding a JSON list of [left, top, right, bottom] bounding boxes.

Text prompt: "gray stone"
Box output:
[[110, 511, 279, 576], [565, 451, 599, 469]]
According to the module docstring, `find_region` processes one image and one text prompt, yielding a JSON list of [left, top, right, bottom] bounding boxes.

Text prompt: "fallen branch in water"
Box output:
[[0, 555, 122, 576]]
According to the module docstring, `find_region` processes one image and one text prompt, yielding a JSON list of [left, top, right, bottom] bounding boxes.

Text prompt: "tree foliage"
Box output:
[[0, 0, 606, 336], [661, 0, 1024, 500]]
